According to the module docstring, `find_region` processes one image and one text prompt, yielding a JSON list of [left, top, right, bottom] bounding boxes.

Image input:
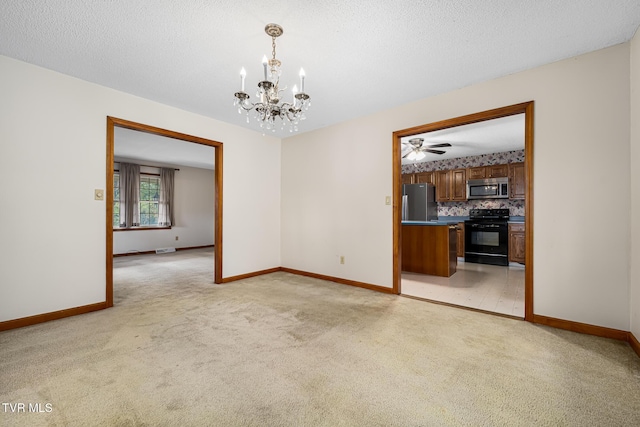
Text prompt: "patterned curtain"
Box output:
[[119, 162, 140, 228], [158, 168, 175, 227]]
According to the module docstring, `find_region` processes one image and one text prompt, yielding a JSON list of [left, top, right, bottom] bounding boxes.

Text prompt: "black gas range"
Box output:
[[464, 209, 510, 266]]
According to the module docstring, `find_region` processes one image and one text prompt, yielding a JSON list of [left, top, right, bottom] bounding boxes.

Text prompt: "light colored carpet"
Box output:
[[1, 248, 639, 426]]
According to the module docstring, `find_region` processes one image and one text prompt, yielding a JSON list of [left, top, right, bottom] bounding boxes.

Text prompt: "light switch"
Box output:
[[385, 196, 391, 205], [94, 189, 104, 201]]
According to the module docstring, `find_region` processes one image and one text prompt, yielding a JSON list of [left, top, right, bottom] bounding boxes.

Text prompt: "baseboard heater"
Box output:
[[155, 247, 176, 254]]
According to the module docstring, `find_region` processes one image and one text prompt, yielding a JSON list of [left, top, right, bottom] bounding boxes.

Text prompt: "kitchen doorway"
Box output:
[[392, 102, 534, 321], [105, 117, 223, 307]]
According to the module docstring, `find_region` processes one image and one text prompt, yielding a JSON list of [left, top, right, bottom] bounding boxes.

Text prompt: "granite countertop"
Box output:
[[402, 216, 466, 226]]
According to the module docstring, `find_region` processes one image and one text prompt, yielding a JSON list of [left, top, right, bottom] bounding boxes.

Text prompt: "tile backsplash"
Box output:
[[438, 199, 524, 217], [403, 149, 526, 217]]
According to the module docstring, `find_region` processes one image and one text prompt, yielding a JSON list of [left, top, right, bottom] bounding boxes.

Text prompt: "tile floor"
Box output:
[[401, 260, 525, 317]]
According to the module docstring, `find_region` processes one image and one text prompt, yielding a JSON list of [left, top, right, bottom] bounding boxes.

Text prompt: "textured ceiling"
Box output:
[[401, 114, 524, 164], [1, 1, 640, 139], [114, 127, 215, 170]]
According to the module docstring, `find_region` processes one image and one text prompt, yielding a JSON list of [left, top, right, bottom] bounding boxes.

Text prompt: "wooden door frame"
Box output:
[[392, 101, 534, 321], [106, 117, 223, 307]]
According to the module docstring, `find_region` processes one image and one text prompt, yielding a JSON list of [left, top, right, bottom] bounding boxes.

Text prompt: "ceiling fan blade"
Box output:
[[424, 149, 446, 155], [402, 151, 413, 159], [426, 143, 452, 148]]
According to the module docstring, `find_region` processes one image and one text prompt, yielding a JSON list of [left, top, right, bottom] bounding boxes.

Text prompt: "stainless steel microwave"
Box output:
[[467, 177, 509, 199]]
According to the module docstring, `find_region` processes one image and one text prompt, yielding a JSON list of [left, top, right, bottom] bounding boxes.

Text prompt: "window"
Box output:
[[139, 175, 160, 226], [113, 171, 167, 229]]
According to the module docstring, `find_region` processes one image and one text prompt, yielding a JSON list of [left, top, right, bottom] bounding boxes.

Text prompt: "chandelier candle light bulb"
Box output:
[[233, 23, 311, 132], [262, 55, 268, 80]]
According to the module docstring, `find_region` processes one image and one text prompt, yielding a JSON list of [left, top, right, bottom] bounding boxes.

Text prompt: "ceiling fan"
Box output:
[[401, 138, 452, 160]]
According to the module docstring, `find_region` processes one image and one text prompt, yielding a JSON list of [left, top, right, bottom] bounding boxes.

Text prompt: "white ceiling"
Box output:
[[401, 114, 525, 164], [1, 1, 639, 140], [114, 127, 215, 170]]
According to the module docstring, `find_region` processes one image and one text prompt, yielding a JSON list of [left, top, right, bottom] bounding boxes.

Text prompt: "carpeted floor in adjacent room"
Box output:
[[1, 248, 639, 426]]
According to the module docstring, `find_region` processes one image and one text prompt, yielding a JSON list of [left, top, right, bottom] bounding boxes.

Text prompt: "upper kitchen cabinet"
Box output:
[[401, 173, 414, 185], [436, 169, 467, 202], [415, 171, 434, 184], [509, 162, 525, 199], [468, 164, 509, 179], [488, 164, 509, 178], [403, 171, 434, 185], [467, 166, 486, 180], [435, 170, 450, 201]]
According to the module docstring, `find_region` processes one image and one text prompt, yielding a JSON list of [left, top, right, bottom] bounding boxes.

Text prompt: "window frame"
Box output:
[[112, 171, 172, 231]]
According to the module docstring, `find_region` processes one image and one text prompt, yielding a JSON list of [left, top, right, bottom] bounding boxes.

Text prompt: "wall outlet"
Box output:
[[340, 256, 345, 264], [175, 236, 179, 241]]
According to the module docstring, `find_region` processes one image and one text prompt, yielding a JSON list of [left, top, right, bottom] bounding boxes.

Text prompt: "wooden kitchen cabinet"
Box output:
[[402, 224, 457, 277], [451, 169, 466, 200], [402, 172, 434, 185], [467, 166, 487, 179], [468, 164, 509, 179], [487, 164, 509, 178], [509, 162, 525, 199], [508, 222, 525, 264], [435, 170, 450, 201], [435, 169, 467, 202], [415, 171, 434, 184], [402, 173, 415, 185], [456, 222, 465, 257]]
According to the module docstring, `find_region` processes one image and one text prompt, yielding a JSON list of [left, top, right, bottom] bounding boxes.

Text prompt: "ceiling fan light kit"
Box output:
[[233, 24, 311, 133], [402, 138, 451, 161]]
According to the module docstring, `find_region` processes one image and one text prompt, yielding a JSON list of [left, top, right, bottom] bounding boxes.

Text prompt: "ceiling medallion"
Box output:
[[233, 23, 311, 133]]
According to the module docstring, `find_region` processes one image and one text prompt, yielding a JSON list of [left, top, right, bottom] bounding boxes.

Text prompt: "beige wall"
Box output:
[[282, 43, 631, 330], [1, 40, 636, 333], [631, 29, 640, 339], [0, 55, 281, 322], [113, 164, 215, 255]]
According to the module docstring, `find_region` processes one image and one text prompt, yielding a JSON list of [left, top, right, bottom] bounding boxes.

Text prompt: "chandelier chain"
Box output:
[[272, 37, 277, 60]]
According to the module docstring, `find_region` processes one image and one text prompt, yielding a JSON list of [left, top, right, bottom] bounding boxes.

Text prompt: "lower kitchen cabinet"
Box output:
[[508, 222, 525, 264], [456, 222, 465, 257], [402, 224, 457, 277]]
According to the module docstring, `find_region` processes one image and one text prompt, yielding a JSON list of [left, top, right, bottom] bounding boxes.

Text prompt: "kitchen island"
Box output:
[[401, 221, 458, 277]]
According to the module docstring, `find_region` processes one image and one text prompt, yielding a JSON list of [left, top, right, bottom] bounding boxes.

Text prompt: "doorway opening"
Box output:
[[392, 102, 534, 321], [105, 117, 223, 307]]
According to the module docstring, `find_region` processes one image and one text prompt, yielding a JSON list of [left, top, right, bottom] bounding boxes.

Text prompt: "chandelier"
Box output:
[[233, 24, 311, 132]]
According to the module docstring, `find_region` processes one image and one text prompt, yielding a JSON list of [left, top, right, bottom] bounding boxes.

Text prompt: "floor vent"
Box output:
[[155, 247, 176, 254]]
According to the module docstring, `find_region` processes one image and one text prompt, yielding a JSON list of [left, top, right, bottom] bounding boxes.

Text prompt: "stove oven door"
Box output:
[[464, 220, 509, 266]]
